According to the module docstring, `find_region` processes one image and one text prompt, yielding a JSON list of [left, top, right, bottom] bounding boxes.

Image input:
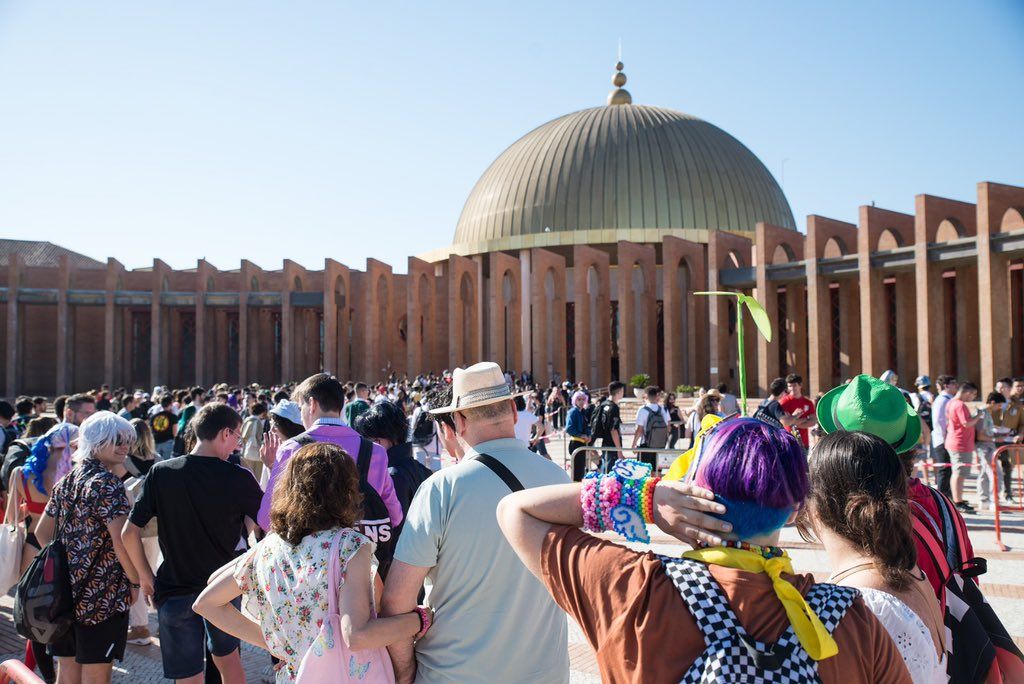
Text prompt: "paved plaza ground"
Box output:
[[3, 433, 1024, 682]]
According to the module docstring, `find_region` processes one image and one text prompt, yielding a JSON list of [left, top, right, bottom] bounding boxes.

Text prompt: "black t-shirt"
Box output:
[[149, 410, 176, 444], [129, 454, 263, 601], [594, 400, 621, 441]]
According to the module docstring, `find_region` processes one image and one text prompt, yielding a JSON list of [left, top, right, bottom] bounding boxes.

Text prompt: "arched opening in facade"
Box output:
[[631, 264, 647, 379], [586, 266, 600, 384], [460, 273, 474, 367], [501, 271, 514, 370], [375, 275, 390, 376], [877, 229, 902, 251], [823, 237, 846, 259], [676, 261, 691, 384], [544, 269, 556, 380], [335, 276, 350, 378], [417, 274, 431, 371]]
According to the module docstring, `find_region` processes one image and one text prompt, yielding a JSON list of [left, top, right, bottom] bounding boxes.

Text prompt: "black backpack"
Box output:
[[14, 499, 75, 643], [294, 435, 397, 579], [1, 424, 18, 456], [410, 409, 435, 447], [752, 398, 785, 431], [1, 439, 33, 493], [589, 400, 610, 440]]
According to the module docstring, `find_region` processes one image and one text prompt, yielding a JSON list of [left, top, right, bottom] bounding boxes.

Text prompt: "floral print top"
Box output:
[[44, 456, 132, 625], [235, 527, 374, 682]]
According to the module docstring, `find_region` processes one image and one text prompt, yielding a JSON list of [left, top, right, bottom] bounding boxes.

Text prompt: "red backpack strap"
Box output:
[[912, 512, 950, 613], [927, 485, 987, 579]]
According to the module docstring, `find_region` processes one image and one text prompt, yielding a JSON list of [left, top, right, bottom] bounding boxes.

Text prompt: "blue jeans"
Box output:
[[157, 594, 240, 679]]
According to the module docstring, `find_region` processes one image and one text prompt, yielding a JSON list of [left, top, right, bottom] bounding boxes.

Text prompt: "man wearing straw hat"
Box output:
[[382, 362, 571, 684]]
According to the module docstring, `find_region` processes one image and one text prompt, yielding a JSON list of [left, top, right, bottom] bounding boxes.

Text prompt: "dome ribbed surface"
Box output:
[[453, 104, 795, 245]]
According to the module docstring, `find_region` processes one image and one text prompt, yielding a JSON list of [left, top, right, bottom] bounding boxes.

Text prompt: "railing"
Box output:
[[0, 659, 43, 684], [563, 444, 687, 475], [992, 444, 1024, 552]]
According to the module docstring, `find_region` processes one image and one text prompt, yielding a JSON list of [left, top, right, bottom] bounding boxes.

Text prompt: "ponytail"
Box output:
[[843, 490, 917, 590]]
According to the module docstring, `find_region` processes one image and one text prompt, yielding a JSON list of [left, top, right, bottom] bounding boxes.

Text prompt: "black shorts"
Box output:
[[48, 611, 129, 664]]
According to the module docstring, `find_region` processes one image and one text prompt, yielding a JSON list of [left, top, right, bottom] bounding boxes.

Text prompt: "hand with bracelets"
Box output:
[[581, 459, 729, 546], [412, 605, 434, 643]]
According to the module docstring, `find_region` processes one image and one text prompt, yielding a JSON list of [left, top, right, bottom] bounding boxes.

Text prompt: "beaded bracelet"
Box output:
[[580, 477, 599, 531], [580, 460, 656, 543], [641, 476, 660, 524]]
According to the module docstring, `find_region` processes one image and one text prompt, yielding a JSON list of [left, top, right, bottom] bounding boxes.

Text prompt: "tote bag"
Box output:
[[296, 531, 396, 684], [0, 471, 25, 594]]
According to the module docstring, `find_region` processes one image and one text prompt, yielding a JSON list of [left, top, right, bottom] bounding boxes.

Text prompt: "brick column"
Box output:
[[104, 259, 123, 388], [5, 254, 21, 398], [55, 255, 71, 395], [196, 260, 213, 386], [519, 249, 533, 376], [150, 259, 169, 388]]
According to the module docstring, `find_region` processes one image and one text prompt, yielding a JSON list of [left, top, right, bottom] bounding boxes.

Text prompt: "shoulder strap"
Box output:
[[356, 438, 373, 484], [801, 582, 860, 634], [293, 434, 316, 447], [658, 556, 746, 642], [475, 453, 524, 493]]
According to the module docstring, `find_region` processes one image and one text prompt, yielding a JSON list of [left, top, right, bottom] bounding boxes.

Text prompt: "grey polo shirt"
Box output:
[[395, 438, 571, 683]]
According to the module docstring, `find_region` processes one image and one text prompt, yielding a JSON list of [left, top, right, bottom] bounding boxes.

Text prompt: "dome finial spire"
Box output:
[[607, 50, 632, 106]]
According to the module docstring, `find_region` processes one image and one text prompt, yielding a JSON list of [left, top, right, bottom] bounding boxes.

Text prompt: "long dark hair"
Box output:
[[803, 431, 918, 590]]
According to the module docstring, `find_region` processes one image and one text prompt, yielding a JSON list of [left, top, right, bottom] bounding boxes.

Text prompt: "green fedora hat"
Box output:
[[816, 374, 921, 453]]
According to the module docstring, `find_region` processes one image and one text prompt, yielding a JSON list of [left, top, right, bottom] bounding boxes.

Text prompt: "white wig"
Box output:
[[76, 411, 137, 461]]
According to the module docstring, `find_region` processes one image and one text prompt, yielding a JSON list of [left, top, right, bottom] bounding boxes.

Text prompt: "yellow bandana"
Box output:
[[681, 547, 839, 661]]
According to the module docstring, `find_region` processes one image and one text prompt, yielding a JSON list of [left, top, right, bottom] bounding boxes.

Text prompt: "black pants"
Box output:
[[570, 441, 589, 481], [933, 445, 953, 499], [599, 437, 619, 474], [637, 449, 658, 473], [999, 452, 1015, 498]]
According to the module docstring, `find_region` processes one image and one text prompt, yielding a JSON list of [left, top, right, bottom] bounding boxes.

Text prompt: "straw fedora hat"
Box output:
[[428, 362, 528, 415]]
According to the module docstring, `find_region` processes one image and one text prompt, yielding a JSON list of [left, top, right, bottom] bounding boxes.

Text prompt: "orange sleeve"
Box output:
[[540, 526, 651, 650]]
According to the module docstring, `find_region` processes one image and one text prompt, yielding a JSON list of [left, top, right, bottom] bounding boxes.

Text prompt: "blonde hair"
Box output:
[[130, 418, 157, 459]]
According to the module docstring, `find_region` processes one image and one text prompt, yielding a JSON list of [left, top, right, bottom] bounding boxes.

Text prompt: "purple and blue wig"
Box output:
[[692, 418, 807, 539], [23, 423, 78, 495]]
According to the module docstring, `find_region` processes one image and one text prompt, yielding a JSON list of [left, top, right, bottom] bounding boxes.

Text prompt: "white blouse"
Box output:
[[858, 587, 946, 684]]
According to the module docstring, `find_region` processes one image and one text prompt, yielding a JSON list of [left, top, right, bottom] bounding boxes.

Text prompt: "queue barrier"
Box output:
[[993, 444, 1024, 552], [563, 444, 686, 476], [0, 659, 43, 684]]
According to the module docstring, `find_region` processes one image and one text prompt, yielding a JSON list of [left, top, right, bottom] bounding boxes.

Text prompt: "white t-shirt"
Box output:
[[514, 410, 537, 444]]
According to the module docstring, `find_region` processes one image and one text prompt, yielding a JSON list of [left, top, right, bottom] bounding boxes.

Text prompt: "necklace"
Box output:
[[695, 539, 785, 559], [827, 561, 876, 583]]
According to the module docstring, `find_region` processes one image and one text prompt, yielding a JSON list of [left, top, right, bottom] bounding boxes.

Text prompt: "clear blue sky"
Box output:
[[1, 1, 1022, 272]]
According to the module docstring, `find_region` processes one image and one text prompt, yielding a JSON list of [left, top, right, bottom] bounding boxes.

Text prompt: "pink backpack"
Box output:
[[296, 531, 396, 683]]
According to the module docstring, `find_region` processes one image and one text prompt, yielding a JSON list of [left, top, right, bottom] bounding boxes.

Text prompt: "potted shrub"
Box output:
[[630, 373, 651, 399]]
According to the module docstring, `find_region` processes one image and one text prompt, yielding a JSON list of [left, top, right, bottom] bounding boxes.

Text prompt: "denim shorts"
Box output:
[[157, 593, 240, 679]]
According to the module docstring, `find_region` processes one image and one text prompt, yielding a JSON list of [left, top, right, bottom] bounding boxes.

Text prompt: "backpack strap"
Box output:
[[475, 453, 524, 493], [926, 485, 987, 578], [293, 434, 317, 447], [356, 438, 373, 485], [658, 556, 747, 643], [801, 582, 860, 635]]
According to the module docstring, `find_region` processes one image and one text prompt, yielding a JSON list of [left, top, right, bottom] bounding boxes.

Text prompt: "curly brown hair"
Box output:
[[269, 442, 363, 545]]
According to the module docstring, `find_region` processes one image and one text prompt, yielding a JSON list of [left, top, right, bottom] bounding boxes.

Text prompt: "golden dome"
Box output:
[[451, 100, 796, 255]]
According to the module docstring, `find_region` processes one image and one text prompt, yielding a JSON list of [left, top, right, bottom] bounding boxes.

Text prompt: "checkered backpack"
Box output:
[[659, 556, 859, 683]]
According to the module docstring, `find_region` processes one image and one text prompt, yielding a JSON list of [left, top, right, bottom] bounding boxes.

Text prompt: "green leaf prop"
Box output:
[[694, 291, 774, 415]]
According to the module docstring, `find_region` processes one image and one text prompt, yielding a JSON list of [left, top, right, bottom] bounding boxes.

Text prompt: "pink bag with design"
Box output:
[[296, 531, 396, 683]]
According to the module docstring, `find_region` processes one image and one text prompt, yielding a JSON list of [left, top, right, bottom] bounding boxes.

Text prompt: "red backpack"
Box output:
[[912, 486, 1024, 682]]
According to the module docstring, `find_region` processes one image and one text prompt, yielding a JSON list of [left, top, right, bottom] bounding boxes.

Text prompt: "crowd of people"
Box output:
[[0, 362, 1022, 683]]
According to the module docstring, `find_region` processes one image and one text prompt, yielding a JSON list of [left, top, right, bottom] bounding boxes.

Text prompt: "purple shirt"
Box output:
[[257, 418, 403, 532]]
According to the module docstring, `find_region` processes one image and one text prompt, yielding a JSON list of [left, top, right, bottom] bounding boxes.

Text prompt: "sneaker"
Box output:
[[127, 625, 152, 646], [955, 501, 976, 514]]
